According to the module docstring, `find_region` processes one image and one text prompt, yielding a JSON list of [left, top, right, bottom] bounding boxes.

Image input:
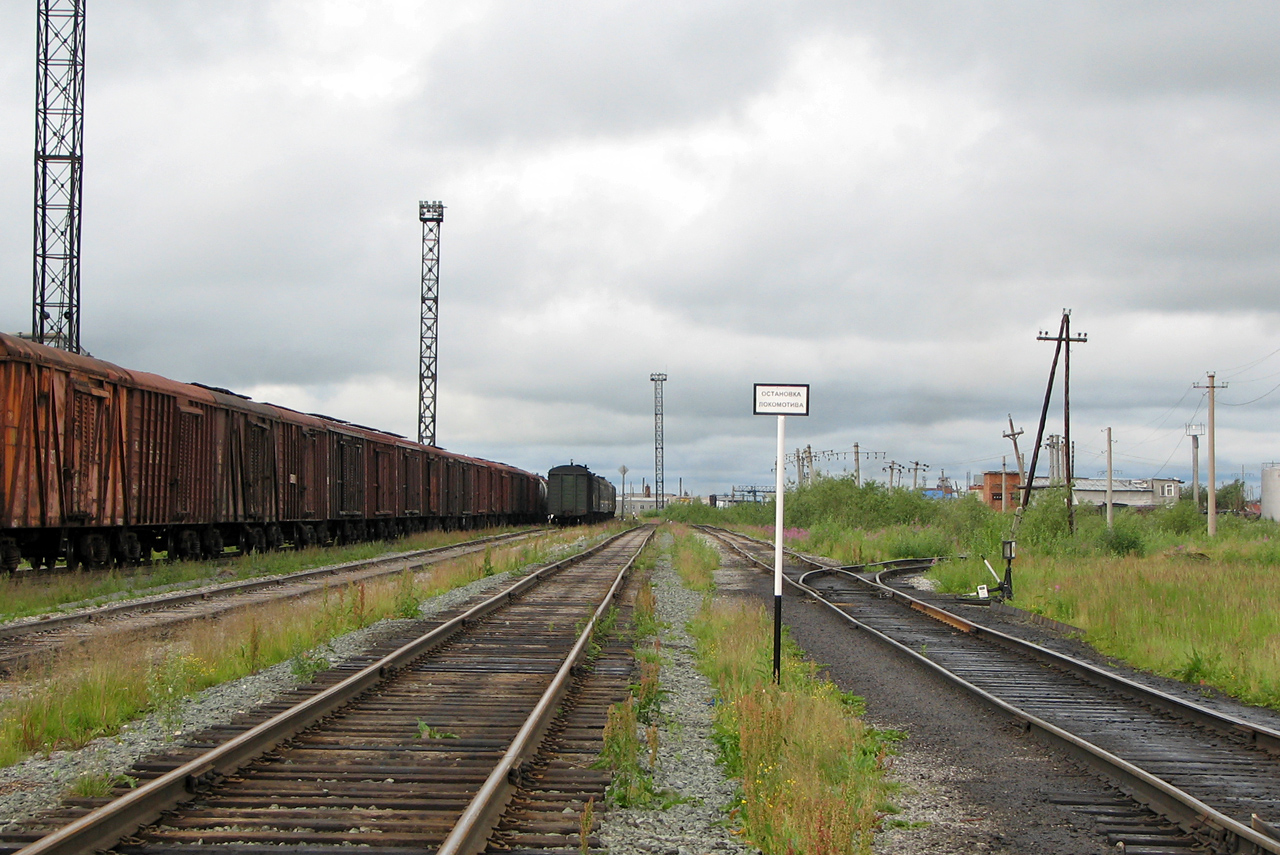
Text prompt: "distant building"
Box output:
[[978, 470, 1023, 512], [1051, 477, 1181, 509]]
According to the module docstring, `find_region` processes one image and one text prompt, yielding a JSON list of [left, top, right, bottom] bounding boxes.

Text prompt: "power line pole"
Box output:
[[1001, 455, 1008, 513], [851, 443, 885, 487], [1105, 427, 1114, 530], [417, 201, 444, 446], [1035, 312, 1088, 533], [33, 0, 87, 353], [1003, 415, 1026, 483], [883, 460, 903, 488], [1194, 373, 1226, 536], [651, 373, 666, 510], [909, 460, 929, 490]]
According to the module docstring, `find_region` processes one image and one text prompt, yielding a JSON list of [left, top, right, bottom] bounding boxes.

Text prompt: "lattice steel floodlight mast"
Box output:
[[651, 373, 666, 510], [418, 201, 445, 447], [33, 0, 87, 353]]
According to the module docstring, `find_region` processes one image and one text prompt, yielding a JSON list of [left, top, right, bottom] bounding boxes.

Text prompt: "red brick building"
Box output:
[[979, 470, 1022, 512]]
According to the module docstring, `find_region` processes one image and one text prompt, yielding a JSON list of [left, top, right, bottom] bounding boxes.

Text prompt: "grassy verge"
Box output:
[[689, 601, 897, 854], [0, 527, 542, 622], [932, 553, 1280, 710], [669, 525, 717, 592], [671, 476, 1280, 713], [0, 527, 599, 767]]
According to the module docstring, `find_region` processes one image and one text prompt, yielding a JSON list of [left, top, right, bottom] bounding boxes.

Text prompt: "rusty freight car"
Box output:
[[0, 333, 545, 572]]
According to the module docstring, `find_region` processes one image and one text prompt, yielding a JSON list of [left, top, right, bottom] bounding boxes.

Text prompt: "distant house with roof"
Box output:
[[1032, 477, 1182, 509]]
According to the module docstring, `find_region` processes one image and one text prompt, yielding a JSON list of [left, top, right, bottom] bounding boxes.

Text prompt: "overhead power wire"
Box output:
[[1221, 378, 1280, 407]]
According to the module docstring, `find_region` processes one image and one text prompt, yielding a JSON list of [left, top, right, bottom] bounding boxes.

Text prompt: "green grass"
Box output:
[[669, 525, 718, 592], [0, 528, 534, 622], [932, 552, 1280, 710], [666, 477, 1280, 712], [688, 600, 897, 855]]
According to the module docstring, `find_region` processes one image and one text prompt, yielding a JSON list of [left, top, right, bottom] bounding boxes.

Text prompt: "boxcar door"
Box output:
[[336, 436, 364, 516], [402, 450, 423, 516], [65, 381, 109, 522]]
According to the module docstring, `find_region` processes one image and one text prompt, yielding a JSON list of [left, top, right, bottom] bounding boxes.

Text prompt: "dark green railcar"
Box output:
[[546, 464, 616, 524]]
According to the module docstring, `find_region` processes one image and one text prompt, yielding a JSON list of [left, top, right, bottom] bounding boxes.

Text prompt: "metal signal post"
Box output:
[[418, 201, 444, 447], [753, 383, 809, 684], [33, 0, 87, 353]]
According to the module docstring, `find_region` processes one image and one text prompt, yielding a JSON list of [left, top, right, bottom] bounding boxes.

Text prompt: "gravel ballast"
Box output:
[[597, 534, 760, 855], [0, 562, 531, 829]]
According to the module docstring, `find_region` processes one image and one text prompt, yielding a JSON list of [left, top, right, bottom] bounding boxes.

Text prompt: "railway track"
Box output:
[[0, 524, 655, 855], [701, 525, 1280, 855], [0, 529, 545, 676]]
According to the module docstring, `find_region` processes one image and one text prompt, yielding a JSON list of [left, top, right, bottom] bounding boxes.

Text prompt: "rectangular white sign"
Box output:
[[753, 383, 810, 416]]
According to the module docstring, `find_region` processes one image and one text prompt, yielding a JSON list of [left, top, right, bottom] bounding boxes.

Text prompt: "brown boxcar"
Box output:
[[0, 333, 545, 571]]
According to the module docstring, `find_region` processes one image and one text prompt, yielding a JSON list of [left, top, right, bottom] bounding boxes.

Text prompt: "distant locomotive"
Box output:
[[0, 333, 546, 572], [546, 464, 617, 524]]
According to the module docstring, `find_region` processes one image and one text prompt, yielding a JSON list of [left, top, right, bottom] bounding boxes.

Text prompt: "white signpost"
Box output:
[[753, 383, 810, 683]]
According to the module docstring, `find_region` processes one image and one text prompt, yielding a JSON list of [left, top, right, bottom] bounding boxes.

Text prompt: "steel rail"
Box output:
[[701, 525, 1280, 855], [0, 528, 542, 641], [436, 524, 655, 855], [13, 525, 642, 855]]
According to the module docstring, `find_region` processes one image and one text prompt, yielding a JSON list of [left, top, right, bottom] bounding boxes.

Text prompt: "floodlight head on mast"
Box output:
[[419, 201, 445, 223], [651, 372, 666, 382]]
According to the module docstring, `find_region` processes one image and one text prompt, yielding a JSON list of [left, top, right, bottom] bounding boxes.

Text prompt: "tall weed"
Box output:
[[689, 601, 895, 854]]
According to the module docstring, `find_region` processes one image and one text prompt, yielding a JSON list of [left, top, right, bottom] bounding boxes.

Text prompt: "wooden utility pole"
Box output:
[[1195, 374, 1226, 536], [1035, 312, 1088, 533], [909, 461, 929, 490]]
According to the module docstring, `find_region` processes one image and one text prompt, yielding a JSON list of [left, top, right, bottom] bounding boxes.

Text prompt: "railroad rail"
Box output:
[[1, 524, 653, 855], [0, 529, 546, 675], [700, 525, 1280, 855]]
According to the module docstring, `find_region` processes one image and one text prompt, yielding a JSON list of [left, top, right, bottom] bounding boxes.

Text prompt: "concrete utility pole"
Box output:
[[850, 443, 885, 487], [1001, 456, 1008, 513], [1194, 374, 1226, 536], [1105, 427, 1114, 530], [883, 460, 904, 488], [1186, 423, 1204, 507], [909, 461, 929, 490], [1004, 415, 1026, 483]]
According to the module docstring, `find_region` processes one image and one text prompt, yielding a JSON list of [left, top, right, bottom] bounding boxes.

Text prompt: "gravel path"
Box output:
[[597, 534, 760, 855]]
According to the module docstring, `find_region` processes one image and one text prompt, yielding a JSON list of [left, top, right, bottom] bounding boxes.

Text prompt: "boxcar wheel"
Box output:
[[202, 528, 224, 559], [175, 529, 202, 562], [0, 539, 20, 573]]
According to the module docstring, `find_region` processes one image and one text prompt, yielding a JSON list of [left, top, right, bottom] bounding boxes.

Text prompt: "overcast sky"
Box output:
[[4, 2, 1280, 496]]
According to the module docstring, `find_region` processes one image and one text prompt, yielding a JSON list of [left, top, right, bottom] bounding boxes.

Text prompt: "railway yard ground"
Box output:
[[0, 522, 1277, 854]]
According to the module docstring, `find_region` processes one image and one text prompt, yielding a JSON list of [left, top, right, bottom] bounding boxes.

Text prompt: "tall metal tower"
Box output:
[[417, 201, 444, 446], [33, 0, 87, 353], [651, 373, 666, 509]]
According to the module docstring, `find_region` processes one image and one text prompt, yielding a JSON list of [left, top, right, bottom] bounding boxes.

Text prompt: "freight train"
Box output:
[[546, 464, 617, 524], [0, 333, 546, 572]]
